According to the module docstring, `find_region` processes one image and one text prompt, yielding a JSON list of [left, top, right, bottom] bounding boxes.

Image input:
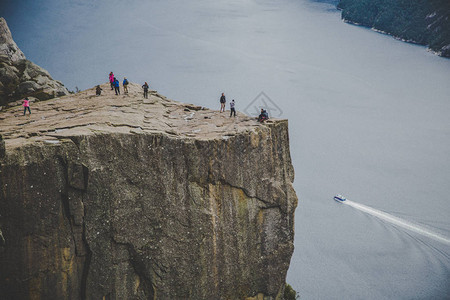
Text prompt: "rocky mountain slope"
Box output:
[[337, 0, 450, 57], [0, 18, 25, 62], [0, 17, 69, 107], [0, 83, 298, 299]]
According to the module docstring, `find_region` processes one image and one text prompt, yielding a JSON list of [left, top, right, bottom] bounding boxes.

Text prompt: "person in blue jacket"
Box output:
[[114, 77, 120, 95], [123, 77, 129, 94]]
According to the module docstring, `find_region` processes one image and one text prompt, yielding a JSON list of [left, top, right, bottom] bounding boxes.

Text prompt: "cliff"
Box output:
[[0, 18, 69, 107], [0, 83, 298, 299], [337, 0, 450, 57]]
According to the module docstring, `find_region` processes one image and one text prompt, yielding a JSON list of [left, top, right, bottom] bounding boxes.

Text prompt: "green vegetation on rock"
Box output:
[[337, 0, 450, 57], [284, 283, 299, 300]]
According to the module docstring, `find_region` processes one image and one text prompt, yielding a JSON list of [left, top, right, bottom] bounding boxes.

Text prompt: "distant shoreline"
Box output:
[[336, 0, 450, 58]]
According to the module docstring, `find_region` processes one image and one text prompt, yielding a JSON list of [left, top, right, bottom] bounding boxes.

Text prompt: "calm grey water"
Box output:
[[3, 0, 450, 298]]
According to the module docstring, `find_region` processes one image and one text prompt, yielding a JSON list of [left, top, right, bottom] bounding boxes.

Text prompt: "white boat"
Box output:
[[334, 194, 346, 202]]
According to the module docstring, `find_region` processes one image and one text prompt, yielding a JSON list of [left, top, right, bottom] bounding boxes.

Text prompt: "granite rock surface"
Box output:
[[0, 84, 297, 300]]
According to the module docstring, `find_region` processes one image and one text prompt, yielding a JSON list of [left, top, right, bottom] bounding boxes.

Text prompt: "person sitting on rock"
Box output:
[[96, 85, 103, 96], [109, 72, 114, 90], [23, 97, 31, 115], [123, 77, 129, 94], [114, 77, 120, 95], [258, 108, 269, 122], [142, 82, 149, 99]]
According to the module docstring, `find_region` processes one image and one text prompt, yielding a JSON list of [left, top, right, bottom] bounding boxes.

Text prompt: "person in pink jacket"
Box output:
[[109, 72, 114, 90], [23, 97, 31, 115]]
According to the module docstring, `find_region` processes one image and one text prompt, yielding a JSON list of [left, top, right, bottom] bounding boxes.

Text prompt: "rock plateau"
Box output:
[[0, 83, 298, 299]]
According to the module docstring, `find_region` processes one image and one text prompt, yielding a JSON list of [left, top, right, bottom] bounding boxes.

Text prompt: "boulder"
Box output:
[[0, 18, 69, 107], [17, 59, 52, 79], [0, 63, 20, 89], [15, 80, 41, 95]]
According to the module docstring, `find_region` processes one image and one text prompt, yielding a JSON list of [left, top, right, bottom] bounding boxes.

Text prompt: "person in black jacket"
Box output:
[[96, 85, 102, 96], [220, 93, 226, 112], [258, 108, 269, 122]]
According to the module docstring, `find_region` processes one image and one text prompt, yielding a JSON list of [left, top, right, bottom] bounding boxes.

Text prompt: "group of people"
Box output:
[[103, 73, 269, 122], [108, 72, 129, 96], [21, 72, 148, 116], [219, 93, 269, 122], [220, 93, 236, 117], [103, 72, 149, 99], [20, 74, 269, 123]]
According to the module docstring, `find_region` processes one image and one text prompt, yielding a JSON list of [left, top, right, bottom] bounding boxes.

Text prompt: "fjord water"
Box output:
[[3, 0, 450, 298]]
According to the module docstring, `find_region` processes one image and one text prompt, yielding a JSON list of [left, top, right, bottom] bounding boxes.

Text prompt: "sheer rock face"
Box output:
[[0, 85, 298, 299], [0, 18, 69, 107]]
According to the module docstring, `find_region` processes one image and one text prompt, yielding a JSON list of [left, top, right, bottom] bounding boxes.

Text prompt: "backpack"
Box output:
[[124, 79, 129, 85]]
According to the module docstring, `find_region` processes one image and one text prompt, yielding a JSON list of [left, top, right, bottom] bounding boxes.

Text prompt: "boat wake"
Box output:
[[343, 200, 450, 246]]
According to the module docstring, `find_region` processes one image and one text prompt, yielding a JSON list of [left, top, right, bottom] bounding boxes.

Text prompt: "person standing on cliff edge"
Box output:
[[230, 99, 236, 117], [23, 97, 31, 115], [142, 82, 149, 99], [109, 72, 114, 90], [220, 93, 226, 112]]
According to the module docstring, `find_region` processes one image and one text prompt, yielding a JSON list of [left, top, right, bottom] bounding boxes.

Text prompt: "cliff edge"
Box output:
[[0, 84, 298, 299]]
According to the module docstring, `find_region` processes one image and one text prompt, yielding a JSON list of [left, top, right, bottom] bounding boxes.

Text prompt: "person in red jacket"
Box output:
[[23, 97, 31, 115], [109, 72, 114, 90]]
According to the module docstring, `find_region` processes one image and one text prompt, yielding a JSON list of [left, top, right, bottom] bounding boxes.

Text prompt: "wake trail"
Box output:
[[344, 200, 450, 245]]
